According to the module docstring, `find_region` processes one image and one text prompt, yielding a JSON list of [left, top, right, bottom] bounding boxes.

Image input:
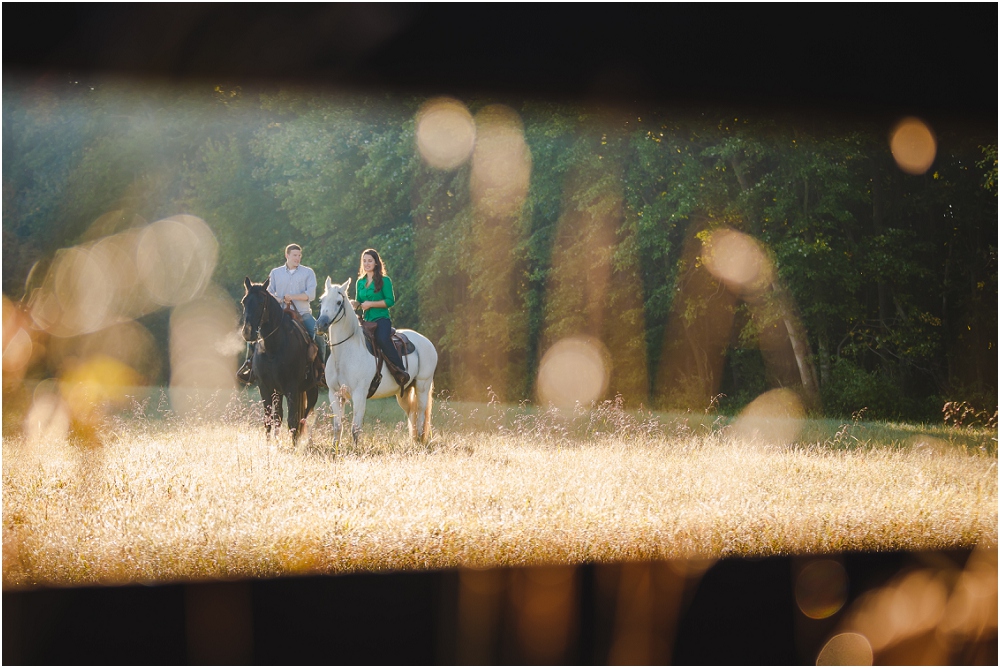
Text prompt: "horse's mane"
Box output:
[[248, 283, 295, 330]]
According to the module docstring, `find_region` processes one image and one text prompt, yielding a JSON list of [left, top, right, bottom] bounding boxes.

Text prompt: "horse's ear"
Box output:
[[342, 277, 352, 291], [325, 276, 333, 291], [262, 277, 270, 291], [244, 277, 252, 293]]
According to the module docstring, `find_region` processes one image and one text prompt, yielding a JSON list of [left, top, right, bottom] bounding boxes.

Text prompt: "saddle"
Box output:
[[360, 319, 415, 398], [284, 306, 327, 389]]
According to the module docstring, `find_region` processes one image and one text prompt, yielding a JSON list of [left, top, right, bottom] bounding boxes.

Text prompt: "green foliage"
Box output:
[[3, 79, 995, 419], [978, 144, 997, 194], [185, 134, 289, 292], [718, 347, 768, 413], [821, 358, 939, 422]]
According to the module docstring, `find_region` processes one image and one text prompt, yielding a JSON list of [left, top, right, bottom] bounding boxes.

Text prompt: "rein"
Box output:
[[327, 299, 355, 347], [252, 294, 283, 346]]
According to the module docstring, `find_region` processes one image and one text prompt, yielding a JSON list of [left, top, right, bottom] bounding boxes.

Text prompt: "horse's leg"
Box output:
[[329, 387, 345, 452], [287, 392, 303, 448], [351, 392, 367, 443], [261, 390, 271, 439], [306, 386, 319, 416], [415, 380, 433, 443], [304, 386, 319, 447], [396, 385, 416, 440], [273, 392, 285, 443], [294, 390, 310, 451], [261, 386, 276, 440]]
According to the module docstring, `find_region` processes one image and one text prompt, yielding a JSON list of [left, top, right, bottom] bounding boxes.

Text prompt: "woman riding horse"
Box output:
[[317, 275, 438, 444], [356, 248, 409, 388]]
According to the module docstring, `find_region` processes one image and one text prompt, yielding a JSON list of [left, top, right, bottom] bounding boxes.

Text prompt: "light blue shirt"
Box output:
[[267, 264, 317, 315]]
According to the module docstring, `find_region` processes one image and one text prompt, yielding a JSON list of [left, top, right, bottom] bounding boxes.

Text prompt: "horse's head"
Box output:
[[240, 276, 273, 341], [316, 276, 353, 333]]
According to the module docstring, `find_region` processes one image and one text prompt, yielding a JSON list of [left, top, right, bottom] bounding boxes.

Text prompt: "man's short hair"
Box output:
[[285, 243, 302, 255]]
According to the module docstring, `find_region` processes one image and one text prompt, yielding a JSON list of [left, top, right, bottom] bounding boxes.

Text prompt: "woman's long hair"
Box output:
[[358, 248, 386, 292]]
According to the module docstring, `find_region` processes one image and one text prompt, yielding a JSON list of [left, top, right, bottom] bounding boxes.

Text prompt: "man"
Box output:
[[237, 243, 327, 385], [268, 244, 319, 338]]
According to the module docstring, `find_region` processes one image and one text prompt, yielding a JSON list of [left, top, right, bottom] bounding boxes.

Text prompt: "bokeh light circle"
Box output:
[[416, 97, 476, 170], [29, 215, 218, 337], [471, 104, 532, 217], [701, 228, 774, 298], [26, 380, 71, 443], [48, 320, 160, 385], [51, 247, 116, 336], [816, 632, 873, 665], [537, 336, 610, 410], [2, 296, 34, 383], [169, 287, 239, 415], [733, 388, 805, 446], [796, 559, 849, 619], [137, 216, 218, 306], [91, 232, 146, 320], [59, 354, 142, 421], [939, 543, 998, 638], [890, 117, 936, 175]]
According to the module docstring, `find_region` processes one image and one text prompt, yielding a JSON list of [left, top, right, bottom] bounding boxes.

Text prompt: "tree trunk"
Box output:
[[730, 156, 749, 191], [772, 281, 819, 407], [784, 313, 819, 398], [683, 321, 711, 401], [817, 333, 830, 388]]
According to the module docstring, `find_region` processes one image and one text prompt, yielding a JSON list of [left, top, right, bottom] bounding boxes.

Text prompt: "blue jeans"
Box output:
[[299, 313, 327, 360], [374, 317, 405, 369], [300, 312, 317, 338]]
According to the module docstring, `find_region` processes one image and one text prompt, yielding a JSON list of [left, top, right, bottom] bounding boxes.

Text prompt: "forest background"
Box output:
[[3, 76, 996, 422]]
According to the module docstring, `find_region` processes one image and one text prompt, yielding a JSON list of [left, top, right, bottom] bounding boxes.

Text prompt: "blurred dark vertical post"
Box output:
[[184, 581, 254, 664]]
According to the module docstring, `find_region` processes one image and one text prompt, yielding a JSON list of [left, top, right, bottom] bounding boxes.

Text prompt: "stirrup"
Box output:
[[237, 363, 254, 385]]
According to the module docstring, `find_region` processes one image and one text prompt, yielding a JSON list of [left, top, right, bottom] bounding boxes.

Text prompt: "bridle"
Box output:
[[247, 291, 281, 345], [325, 295, 356, 347]]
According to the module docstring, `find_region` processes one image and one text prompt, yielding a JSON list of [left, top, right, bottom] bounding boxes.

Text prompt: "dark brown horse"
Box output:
[[239, 277, 319, 447]]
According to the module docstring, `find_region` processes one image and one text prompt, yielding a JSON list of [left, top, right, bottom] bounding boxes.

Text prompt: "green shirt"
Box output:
[[356, 274, 396, 322]]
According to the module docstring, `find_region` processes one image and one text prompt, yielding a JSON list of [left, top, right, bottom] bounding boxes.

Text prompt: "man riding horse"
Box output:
[[238, 243, 327, 386]]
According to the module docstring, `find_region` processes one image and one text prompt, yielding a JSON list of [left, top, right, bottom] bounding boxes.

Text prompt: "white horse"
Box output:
[[316, 277, 438, 445]]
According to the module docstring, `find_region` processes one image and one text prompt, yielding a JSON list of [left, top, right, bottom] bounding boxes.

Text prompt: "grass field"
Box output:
[[3, 390, 997, 589]]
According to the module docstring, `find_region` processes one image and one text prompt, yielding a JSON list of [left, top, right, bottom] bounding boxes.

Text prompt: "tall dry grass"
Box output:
[[3, 393, 997, 589]]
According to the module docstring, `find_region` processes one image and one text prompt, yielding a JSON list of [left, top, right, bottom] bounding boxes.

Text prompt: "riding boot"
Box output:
[[314, 333, 328, 389], [313, 349, 327, 389], [315, 331, 328, 364], [383, 356, 410, 390]]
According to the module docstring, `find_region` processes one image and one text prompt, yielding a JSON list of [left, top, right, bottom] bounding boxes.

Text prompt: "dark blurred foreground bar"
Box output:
[[4, 548, 996, 665]]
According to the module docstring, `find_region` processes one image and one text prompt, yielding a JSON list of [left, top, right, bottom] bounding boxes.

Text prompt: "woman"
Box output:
[[357, 248, 410, 388]]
